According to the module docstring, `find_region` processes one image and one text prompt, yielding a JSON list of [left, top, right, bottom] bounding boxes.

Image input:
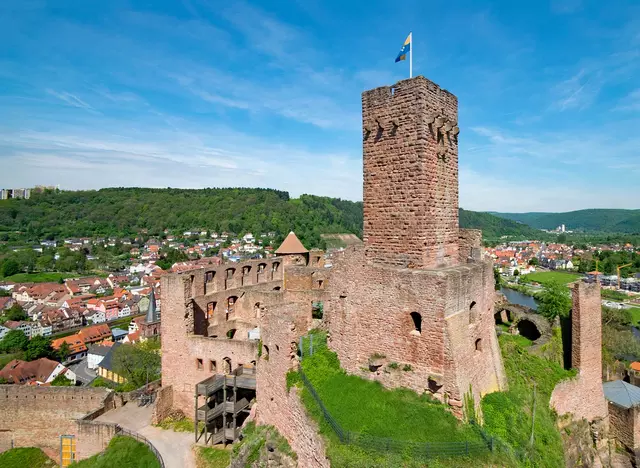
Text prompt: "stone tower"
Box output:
[[362, 77, 460, 269], [326, 76, 506, 415]]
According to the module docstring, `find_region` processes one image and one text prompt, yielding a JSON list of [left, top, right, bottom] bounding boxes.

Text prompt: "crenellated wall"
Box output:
[[0, 386, 112, 460]]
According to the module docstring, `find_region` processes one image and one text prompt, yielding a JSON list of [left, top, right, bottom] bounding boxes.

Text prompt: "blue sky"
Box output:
[[0, 0, 638, 212]]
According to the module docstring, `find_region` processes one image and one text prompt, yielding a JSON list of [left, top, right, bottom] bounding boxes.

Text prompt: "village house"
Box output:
[[51, 334, 88, 362], [0, 358, 76, 385], [96, 342, 125, 383], [0, 296, 15, 311], [86, 343, 113, 370], [4, 320, 33, 338], [78, 323, 112, 346]]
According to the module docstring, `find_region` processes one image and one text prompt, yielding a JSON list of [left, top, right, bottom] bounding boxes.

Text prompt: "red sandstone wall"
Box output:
[[362, 77, 459, 269], [458, 228, 483, 262], [256, 303, 330, 468], [608, 403, 634, 449], [152, 385, 174, 425], [325, 246, 505, 408], [75, 420, 117, 460], [0, 386, 111, 459], [550, 281, 607, 421]]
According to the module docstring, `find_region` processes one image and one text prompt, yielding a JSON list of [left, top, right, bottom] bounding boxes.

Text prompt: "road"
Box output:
[[67, 357, 97, 385], [96, 403, 195, 468]]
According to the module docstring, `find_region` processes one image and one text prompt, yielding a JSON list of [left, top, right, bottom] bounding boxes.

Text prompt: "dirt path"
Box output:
[[95, 403, 196, 468]]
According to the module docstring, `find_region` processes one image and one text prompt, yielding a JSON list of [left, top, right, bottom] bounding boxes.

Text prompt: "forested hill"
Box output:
[[491, 209, 640, 233], [0, 188, 536, 247]]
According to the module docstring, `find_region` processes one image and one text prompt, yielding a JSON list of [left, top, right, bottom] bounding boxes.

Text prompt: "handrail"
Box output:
[[115, 425, 165, 468]]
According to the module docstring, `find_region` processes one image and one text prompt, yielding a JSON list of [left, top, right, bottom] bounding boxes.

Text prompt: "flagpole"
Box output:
[[409, 31, 413, 78]]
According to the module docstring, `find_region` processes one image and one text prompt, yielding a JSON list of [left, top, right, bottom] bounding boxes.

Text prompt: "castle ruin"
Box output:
[[158, 75, 507, 462]]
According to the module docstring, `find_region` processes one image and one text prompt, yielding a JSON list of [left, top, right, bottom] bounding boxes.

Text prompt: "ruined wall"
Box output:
[[161, 273, 260, 415], [256, 303, 330, 468], [458, 228, 483, 262], [550, 281, 608, 421], [75, 420, 117, 460], [152, 385, 174, 425], [0, 386, 111, 457], [608, 403, 634, 450], [362, 76, 459, 269], [326, 246, 505, 408]]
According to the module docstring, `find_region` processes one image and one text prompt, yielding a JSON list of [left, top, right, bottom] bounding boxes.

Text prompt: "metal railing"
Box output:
[[297, 333, 496, 459], [115, 426, 165, 468]]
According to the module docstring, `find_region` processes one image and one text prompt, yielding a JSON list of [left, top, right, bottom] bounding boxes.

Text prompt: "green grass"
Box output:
[[155, 413, 198, 432], [524, 271, 582, 286], [296, 332, 510, 467], [0, 352, 23, 370], [1, 272, 77, 283], [70, 436, 160, 467], [231, 422, 297, 465], [601, 289, 631, 301], [0, 447, 56, 468], [628, 307, 640, 326], [90, 376, 137, 392], [195, 446, 231, 468], [481, 334, 576, 467]]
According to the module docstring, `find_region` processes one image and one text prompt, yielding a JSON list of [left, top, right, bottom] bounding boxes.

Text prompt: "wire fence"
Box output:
[[297, 333, 496, 459], [115, 426, 165, 468]]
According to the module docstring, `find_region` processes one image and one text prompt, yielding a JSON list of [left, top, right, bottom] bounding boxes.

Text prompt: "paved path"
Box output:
[[67, 357, 97, 385], [96, 402, 196, 468]]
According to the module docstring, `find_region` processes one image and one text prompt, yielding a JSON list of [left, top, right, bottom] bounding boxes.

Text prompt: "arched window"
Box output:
[[272, 262, 280, 273], [222, 357, 232, 374], [263, 345, 270, 360], [470, 301, 477, 311], [226, 329, 237, 339], [254, 302, 261, 319], [410, 312, 422, 334], [243, 265, 251, 276], [469, 301, 477, 324], [206, 301, 216, 319], [475, 338, 482, 352]]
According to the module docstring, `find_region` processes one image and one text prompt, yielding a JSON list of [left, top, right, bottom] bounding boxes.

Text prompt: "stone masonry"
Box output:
[[326, 76, 506, 414], [550, 281, 608, 422], [363, 77, 460, 269], [0, 386, 113, 462]]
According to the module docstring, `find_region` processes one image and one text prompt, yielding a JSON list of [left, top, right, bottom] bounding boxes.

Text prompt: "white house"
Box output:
[[87, 345, 111, 370], [0, 325, 9, 340], [86, 310, 106, 324], [118, 304, 131, 318]]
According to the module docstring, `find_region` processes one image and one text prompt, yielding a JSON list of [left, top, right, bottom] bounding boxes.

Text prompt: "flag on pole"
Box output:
[[395, 33, 411, 63]]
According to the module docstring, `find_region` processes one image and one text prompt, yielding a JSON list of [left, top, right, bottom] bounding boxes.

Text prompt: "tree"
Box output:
[[528, 258, 538, 266], [112, 342, 161, 388], [538, 281, 572, 321], [5, 304, 27, 322], [0, 330, 29, 353], [493, 268, 502, 290], [1, 259, 19, 277], [557, 233, 567, 244], [513, 269, 520, 277], [57, 341, 71, 362], [25, 336, 53, 361]]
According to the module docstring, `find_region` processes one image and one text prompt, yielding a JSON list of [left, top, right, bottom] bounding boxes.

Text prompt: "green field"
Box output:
[[196, 446, 231, 468], [525, 271, 582, 286], [2, 272, 77, 283], [70, 436, 160, 467], [628, 307, 640, 326], [0, 447, 56, 468]]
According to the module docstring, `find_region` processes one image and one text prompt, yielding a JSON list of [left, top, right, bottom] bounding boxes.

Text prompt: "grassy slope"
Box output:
[[491, 209, 640, 233], [524, 271, 582, 286], [482, 334, 575, 468], [195, 447, 231, 468], [2, 272, 107, 283], [296, 332, 509, 467], [0, 447, 56, 468], [70, 436, 160, 468]]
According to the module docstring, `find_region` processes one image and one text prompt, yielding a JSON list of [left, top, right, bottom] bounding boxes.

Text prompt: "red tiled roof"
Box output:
[[51, 334, 87, 354], [78, 324, 111, 343], [275, 231, 308, 254], [0, 358, 60, 384]]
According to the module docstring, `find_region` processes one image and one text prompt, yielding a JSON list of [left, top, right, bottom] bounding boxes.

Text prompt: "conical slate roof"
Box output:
[[146, 289, 159, 323], [275, 231, 308, 254], [603, 380, 640, 409]]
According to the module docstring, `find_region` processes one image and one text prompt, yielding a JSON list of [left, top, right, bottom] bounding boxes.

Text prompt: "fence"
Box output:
[[115, 426, 165, 468], [297, 333, 496, 460]]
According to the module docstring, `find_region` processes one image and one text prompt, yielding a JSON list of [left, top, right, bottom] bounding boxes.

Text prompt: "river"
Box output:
[[499, 287, 539, 310]]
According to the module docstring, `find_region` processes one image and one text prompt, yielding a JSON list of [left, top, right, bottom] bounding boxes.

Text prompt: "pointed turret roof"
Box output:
[[145, 289, 159, 323], [275, 231, 308, 255]]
